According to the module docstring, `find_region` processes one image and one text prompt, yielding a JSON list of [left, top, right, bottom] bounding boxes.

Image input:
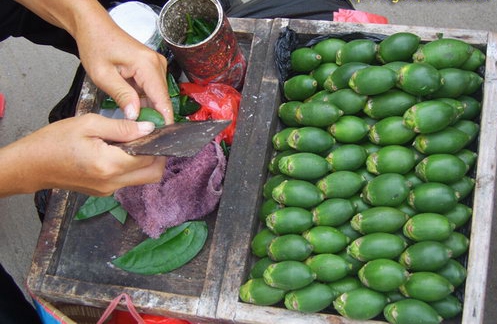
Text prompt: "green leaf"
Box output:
[[167, 73, 181, 97], [75, 195, 120, 220], [109, 205, 128, 224], [112, 221, 208, 275]]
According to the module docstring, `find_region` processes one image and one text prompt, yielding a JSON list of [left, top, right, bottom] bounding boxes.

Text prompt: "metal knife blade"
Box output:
[[112, 119, 231, 157]]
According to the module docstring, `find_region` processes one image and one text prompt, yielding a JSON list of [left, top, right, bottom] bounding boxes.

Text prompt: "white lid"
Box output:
[[109, 2, 159, 46]]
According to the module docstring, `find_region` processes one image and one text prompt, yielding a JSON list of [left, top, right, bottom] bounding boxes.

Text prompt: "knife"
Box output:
[[111, 119, 231, 157]]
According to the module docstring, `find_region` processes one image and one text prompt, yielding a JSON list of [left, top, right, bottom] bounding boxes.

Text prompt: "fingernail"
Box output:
[[137, 121, 155, 135], [124, 103, 138, 120]]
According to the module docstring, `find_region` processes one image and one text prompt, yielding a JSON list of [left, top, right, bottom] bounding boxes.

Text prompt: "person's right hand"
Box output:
[[0, 114, 167, 197]]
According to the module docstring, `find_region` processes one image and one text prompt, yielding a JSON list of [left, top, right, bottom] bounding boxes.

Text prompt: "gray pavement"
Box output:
[[0, 0, 496, 307]]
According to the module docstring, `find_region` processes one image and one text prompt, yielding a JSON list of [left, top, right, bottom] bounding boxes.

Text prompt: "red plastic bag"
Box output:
[[180, 82, 241, 145], [101, 293, 192, 324], [333, 9, 388, 24], [108, 310, 191, 324]]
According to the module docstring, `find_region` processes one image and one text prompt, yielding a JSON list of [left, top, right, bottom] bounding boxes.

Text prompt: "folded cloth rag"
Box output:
[[115, 141, 227, 238]]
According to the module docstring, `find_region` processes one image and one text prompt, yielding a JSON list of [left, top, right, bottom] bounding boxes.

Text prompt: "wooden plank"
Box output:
[[462, 31, 497, 324], [217, 18, 494, 324]]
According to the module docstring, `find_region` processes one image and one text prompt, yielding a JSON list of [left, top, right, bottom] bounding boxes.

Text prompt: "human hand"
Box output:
[[76, 20, 174, 124], [0, 114, 167, 197]]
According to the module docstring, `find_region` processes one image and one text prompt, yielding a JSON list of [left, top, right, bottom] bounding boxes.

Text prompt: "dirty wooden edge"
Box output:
[[216, 18, 493, 324], [462, 31, 497, 324], [194, 17, 274, 321]]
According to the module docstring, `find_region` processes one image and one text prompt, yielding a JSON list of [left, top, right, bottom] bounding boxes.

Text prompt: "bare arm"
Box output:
[[14, 0, 174, 123]]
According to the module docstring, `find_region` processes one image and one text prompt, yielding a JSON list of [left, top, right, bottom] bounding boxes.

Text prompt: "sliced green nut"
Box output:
[[324, 62, 369, 91], [377, 32, 421, 63], [272, 127, 298, 151], [413, 38, 474, 69], [326, 144, 368, 172], [311, 63, 339, 89], [287, 126, 336, 154], [430, 294, 463, 320], [305, 253, 351, 282], [327, 88, 368, 115], [266, 206, 313, 235], [272, 179, 325, 208], [268, 234, 313, 261], [403, 213, 455, 242], [364, 89, 419, 119], [413, 127, 470, 155], [436, 259, 467, 288], [403, 100, 459, 134], [408, 182, 459, 214], [327, 276, 363, 300], [277, 101, 301, 127], [290, 47, 322, 73], [251, 228, 277, 258], [328, 115, 370, 143], [302, 226, 350, 254], [284, 74, 318, 101], [316, 170, 366, 199], [336, 39, 378, 65], [349, 65, 397, 95], [347, 232, 408, 262], [351, 206, 410, 234], [263, 260, 316, 290], [444, 203, 472, 228], [362, 173, 410, 207], [399, 241, 452, 271], [366, 145, 416, 175], [312, 38, 346, 63], [333, 287, 387, 320], [384, 299, 443, 324], [397, 62, 443, 96], [278, 152, 330, 180], [368, 116, 416, 146], [284, 282, 334, 313], [415, 153, 467, 184], [248, 257, 275, 279], [399, 271, 454, 302], [442, 231, 469, 258], [295, 101, 343, 127], [311, 198, 356, 227], [239, 278, 286, 306], [358, 258, 409, 292]]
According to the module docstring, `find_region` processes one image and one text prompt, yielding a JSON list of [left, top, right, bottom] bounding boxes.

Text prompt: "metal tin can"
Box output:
[[158, 0, 247, 89]]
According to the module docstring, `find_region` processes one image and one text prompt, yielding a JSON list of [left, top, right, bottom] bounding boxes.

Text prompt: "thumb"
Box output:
[[95, 117, 156, 143]]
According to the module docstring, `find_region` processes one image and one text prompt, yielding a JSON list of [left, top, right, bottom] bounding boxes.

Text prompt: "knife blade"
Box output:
[[111, 119, 231, 157]]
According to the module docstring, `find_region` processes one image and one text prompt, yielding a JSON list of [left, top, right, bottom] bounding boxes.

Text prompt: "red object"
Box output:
[[0, 93, 5, 118], [180, 82, 241, 145], [333, 9, 388, 24], [108, 310, 191, 324]]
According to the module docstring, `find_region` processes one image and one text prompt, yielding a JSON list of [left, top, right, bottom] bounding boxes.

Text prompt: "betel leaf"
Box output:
[[112, 221, 208, 275], [75, 195, 120, 220], [109, 204, 128, 224]]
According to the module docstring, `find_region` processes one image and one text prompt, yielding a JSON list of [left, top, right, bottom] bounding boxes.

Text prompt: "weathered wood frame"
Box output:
[[216, 18, 497, 324]]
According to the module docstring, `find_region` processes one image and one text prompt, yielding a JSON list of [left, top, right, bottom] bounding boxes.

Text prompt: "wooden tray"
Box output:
[[27, 17, 275, 323], [215, 18, 497, 324]]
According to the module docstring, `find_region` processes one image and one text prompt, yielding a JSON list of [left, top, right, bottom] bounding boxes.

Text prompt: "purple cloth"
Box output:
[[115, 141, 227, 238]]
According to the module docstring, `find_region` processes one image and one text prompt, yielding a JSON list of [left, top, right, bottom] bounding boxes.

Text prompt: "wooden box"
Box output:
[[27, 17, 275, 324], [215, 18, 497, 324]]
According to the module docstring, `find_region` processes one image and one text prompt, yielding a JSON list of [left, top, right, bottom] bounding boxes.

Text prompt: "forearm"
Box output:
[[13, 0, 111, 39], [0, 139, 44, 197]]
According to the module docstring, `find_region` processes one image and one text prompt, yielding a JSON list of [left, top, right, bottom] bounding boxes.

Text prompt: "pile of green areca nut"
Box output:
[[240, 32, 485, 323]]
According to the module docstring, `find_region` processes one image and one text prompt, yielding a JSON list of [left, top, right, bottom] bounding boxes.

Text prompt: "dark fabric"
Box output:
[[226, 0, 354, 20], [0, 264, 42, 324]]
